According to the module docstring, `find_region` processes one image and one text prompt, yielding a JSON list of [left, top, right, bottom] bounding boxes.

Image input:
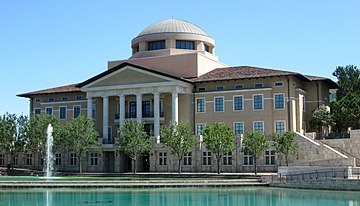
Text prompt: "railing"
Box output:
[[114, 112, 164, 119]]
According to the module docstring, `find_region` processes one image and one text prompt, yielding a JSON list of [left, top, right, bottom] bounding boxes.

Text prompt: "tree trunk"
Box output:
[[254, 155, 257, 175], [133, 158, 137, 174], [217, 157, 221, 174], [79, 156, 83, 173], [178, 158, 182, 174], [285, 155, 289, 167]]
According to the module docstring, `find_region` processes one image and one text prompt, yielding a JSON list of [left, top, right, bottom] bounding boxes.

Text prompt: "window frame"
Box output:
[[253, 121, 265, 134], [235, 84, 244, 89], [148, 40, 166, 51], [45, 107, 53, 115], [196, 98, 206, 113], [274, 93, 285, 110], [243, 150, 253, 166], [222, 152, 232, 166], [202, 151, 212, 166], [196, 123, 205, 136], [274, 81, 284, 87], [214, 96, 225, 112], [34, 108, 41, 115], [59, 106, 67, 119], [176, 40, 195, 50], [233, 95, 244, 111], [274, 120, 286, 133], [73, 105, 81, 118], [254, 83, 263, 88], [233, 122, 245, 136], [265, 149, 276, 165], [159, 152, 167, 165], [183, 152, 192, 165], [253, 94, 264, 111], [216, 86, 225, 91]]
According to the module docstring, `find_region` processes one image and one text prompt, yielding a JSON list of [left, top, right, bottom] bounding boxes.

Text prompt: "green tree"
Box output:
[[203, 122, 234, 174], [332, 65, 360, 98], [62, 115, 99, 173], [117, 120, 153, 174], [242, 131, 269, 174], [160, 122, 196, 174], [273, 131, 298, 166], [310, 104, 333, 137]]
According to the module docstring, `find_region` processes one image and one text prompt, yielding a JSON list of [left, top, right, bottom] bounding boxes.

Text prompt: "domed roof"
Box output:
[[137, 19, 209, 37]]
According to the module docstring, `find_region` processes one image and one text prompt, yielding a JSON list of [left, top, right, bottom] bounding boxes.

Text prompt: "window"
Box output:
[[59, 106, 67, 119], [34, 108, 41, 115], [243, 151, 253, 165], [196, 98, 205, 113], [204, 44, 210, 52], [196, 123, 205, 136], [202, 151, 211, 166], [76, 96, 82, 100], [55, 153, 61, 166], [302, 96, 306, 111], [129, 102, 136, 118], [233, 96, 243, 111], [183, 152, 192, 165], [26, 154, 32, 166], [62, 97, 68, 101], [214, 97, 224, 112], [160, 100, 164, 117], [222, 152, 232, 165], [176, 40, 194, 50], [159, 152, 167, 165], [90, 153, 99, 166], [253, 121, 264, 133], [235, 84, 244, 89], [48, 98, 54, 102], [265, 150, 276, 165], [216, 86, 224, 91], [92, 104, 96, 118], [0, 154, 4, 165], [148, 40, 165, 51], [234, 122, 244, 136], [142, 101, 151, 117], [198, 87, 206, 92], [69, 152, 77, 166], [274, 93, 285, 109], [253, 94, 263, 110], [107, 126, 112, 143], [35, 99, 41, 103], [73, 105, 81, 118], [274, 82, 284, 87], [45, 107, 53, 115], [275, 120, 286, 133], [254, 83, 263, 88]]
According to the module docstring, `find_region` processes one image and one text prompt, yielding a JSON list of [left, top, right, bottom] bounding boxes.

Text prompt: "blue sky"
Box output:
[[1, 0, 359, 115]]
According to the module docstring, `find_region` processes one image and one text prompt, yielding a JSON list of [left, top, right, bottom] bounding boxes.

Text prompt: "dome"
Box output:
[[137, 19, 209, 37]]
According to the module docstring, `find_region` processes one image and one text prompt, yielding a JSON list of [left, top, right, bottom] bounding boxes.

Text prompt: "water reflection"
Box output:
[[0, 187, 359, 206]]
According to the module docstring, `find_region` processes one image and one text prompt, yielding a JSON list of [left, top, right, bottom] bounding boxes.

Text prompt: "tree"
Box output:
[[273, 131, 298, 166], [62, 115, 99, 173], [203, 122, 234, 174], [242, 131, 269, 174], [332, 65, 360, 98], [310, 104, 333, 137], [117, 120, 153, 174], [160, 122, 196, 174]]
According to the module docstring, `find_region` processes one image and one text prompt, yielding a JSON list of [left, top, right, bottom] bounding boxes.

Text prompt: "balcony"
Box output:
[[114, 112, 164, 120]]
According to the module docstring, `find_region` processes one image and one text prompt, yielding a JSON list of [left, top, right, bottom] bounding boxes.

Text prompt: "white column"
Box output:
[[87, 96, 92, 118], [136, 93, 142, 123], [153, 92, 160, 143], [119, 94, 125, 129], [102, 96, 109, 143], [172, 92, 178, 124]]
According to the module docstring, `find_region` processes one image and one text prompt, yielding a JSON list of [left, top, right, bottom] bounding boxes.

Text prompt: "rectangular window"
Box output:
[[48, 98, 54, 102], [235, 84, 244, 89], [254, 83, 263, 88], [62, 97, 68, 101], [274, 93, 285, 109], [253, 94, 263, 110], [204, 44, 210, 52], [142, 101, 151, 117], [55, 153, 61, 166], [160, 100, 164, 117], [0, 154, 4, 166], [129, 102, 136, 118], [107, 126, 112, 143], [183, 152, 192, 165], [233, 96, 243, 111], [90, 153, 99, 166], [216, 86, 224, 91], [275, 120, 286, 133], [92, 104, 96, 118], [265, 150, 276, 165], [202, 151, 212, 166], [222, 152, 232, 165], [148, 40, 166, 51], [159, 152, 167, 165], [73, 105, 81, 118], [70, 152, 77, 166], [302, 96, 306, 112], [59, 106, 67, 119], [198, 87, 206, 92], [274, 82, 283, 87], [196, 98, 206, 113], [34, 108, 41, 115], [196, 123, 205, 136], [234, 122, 244, 135], [214, 97, 224, 112], [76, 96, 82, 100], [253, 121, 264, 133], [176, 40, 194, 50], [26, 154, 32, 166], [243, 151, 253, 165], [35, 99, 41, 102], [45, 107, 53, 115]]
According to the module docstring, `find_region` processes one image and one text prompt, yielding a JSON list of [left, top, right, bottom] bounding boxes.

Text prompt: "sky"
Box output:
[[1, 0, 359, 116]]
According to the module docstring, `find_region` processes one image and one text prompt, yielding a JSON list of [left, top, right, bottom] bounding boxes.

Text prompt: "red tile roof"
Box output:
[[192, 66, 310, 82], [17, 83, 81, 98], [305, 75, 338, 89]]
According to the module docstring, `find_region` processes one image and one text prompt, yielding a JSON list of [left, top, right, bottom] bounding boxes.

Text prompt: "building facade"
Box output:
[[15, 19, 338, 173]]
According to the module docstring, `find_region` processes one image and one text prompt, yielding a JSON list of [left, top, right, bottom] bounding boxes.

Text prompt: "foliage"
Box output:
[[0, 113, 29, 166], [117, 120, 153, 174], [203, 122, 234, 174], [62, 115, 99, 173], [273, 131, 298, 166], [242, 131, 269, 174], [310, 104, 333, 136], [332, 65, 360, 98], [160, 122, 196, 174]]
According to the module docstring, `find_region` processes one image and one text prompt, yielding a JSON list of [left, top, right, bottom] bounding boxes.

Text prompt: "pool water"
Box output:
[[0, 187, 359, 206]]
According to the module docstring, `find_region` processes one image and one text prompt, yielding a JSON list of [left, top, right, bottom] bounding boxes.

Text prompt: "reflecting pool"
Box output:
[[0, 187, 359, 206]]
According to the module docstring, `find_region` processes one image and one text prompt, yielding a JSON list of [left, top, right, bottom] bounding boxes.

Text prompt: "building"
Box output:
[[16, 19, 339, 173]]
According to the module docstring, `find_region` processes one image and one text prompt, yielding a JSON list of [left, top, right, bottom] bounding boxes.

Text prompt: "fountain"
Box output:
[[45, 124, 54, 178]]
